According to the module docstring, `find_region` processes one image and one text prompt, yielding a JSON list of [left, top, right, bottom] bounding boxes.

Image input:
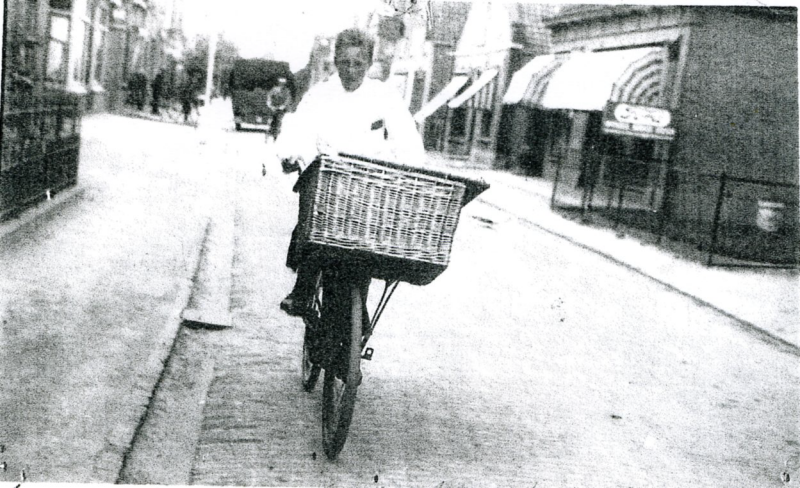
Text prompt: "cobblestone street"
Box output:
[[1, 107, 797, 487]]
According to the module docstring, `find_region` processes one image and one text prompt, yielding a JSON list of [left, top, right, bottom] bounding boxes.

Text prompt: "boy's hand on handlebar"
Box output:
[[281, 157, 302, 174]]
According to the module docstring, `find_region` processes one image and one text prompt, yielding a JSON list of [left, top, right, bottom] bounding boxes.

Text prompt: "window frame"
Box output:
[[46, 8, 72, 84], [73, 0, 92, 86], [90, 3, 110, 89]]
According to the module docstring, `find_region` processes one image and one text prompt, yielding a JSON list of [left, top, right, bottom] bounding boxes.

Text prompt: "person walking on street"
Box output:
[[128, 73, 148, 111], [151, 70, 165, 115], [180, 70, 202, 124]]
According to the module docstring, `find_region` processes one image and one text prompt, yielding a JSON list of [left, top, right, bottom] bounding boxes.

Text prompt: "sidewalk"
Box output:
[[0, 114, 217, 483], [424, 152, 799, 354]]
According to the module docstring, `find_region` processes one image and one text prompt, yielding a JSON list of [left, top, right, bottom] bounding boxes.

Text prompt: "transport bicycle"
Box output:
[[288, 153, 488, 459]]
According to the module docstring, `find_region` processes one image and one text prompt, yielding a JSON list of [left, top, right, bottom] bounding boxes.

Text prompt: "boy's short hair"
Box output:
[[334, 28, 375, 63]]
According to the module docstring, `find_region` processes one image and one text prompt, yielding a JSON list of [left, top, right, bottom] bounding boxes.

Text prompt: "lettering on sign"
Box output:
[[602, 102, 676, 140], [613, 103, 671, 128]]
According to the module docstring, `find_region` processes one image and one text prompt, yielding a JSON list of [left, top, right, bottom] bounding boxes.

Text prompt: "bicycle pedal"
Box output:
[[362, 348, 374, 361]]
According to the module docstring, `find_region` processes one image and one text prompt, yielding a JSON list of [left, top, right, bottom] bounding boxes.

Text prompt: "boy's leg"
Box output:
[[280, 250, 321, 316]]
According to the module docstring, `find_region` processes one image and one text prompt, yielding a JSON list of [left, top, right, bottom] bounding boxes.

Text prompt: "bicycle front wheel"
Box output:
[[321, 284, 363, 460], [301, 274, 324, 392], [301, 329, 322, 392]]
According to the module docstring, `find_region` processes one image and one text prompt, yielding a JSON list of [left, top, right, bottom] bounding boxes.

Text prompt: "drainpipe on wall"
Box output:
[[204, 32, 216, 103]]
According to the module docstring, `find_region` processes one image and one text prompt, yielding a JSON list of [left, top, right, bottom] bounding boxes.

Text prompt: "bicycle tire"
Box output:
[[301, 277, 323, 392], [301, 331, 321, 392], [321, 283, 363, 460]]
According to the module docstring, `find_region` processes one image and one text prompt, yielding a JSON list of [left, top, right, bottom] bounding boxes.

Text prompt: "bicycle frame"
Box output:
[[300, 260, 400, 459]]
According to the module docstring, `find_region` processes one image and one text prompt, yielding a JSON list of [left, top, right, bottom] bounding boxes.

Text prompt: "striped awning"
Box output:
[[541, 47, 666, 111], [448, 69, 499, 109], [609, 49, 668, 106], [503, 54, 561, 107], [413, 75, 469, 122]]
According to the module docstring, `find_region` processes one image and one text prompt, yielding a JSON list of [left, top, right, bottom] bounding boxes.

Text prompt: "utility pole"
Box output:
[[205, 31, 217, 104]]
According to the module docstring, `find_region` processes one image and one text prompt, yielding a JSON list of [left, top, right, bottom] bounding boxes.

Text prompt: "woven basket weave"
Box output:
[[298, 154, 468, 285]]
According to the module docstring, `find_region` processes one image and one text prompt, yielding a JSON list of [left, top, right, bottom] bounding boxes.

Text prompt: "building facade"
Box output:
[[503, 5, 798, 265], [412, 1, 555, 169], [1, 0, 185, 219]]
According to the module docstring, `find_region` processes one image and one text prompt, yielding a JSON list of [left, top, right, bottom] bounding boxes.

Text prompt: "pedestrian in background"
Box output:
[[151, 70, 165, 115], [180, 69, 202, 123], [127, 73, 148, 111]]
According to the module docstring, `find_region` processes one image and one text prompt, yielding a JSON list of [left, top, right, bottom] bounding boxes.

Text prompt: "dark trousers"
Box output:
[[151, 92, 161, 114], [287, 169, 319, 300], [287, 168, 370, 304]]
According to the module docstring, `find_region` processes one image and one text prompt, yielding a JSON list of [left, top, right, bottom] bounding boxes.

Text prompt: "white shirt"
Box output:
[[275, 74, 425, 170]]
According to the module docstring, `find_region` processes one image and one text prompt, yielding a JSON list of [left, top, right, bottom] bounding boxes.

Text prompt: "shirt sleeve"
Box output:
[[382, 85, 426, 167], [274, 86, 319, 169]]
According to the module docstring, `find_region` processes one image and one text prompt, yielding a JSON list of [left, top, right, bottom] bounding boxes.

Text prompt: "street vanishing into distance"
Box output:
[[1, 108, 797, 487]]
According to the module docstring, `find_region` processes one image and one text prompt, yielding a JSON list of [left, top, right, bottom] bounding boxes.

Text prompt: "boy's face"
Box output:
[[335, 46, 371, 92]]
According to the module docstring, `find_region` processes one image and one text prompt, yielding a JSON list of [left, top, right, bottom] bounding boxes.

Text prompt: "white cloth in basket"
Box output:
[[275, 73, 425, 170]]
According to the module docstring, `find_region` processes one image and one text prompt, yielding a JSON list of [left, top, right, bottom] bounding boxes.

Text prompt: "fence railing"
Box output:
[[706, 173, 798, 267], [551, 148, 799, 267], [1, 90, 82, 221]]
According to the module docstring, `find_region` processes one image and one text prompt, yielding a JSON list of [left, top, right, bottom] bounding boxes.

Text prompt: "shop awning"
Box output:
[[448, 68, 499, 108], [502, 54, 561, 107], [413, 75, 469, 122], [540, 47, 664, 111], [609, 48, 667, 106]]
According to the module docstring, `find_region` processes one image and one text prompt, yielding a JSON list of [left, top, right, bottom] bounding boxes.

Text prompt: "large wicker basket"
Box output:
[[296, 154, 487, 285]]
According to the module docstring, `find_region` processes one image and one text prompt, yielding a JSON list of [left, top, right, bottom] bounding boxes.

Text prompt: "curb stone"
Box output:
[[88, 217, 210, 482]]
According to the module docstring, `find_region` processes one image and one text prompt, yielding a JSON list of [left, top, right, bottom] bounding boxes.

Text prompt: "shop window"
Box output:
[[586, 112, 657, 189], [9, 0, 40, 82], [450, 106, 468, 138], [546, 110, 571, 165]]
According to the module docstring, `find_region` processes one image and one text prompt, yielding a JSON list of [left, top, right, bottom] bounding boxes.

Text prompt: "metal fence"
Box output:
[[706, 174, 798, 267], [1, 90, 82, 221], [551, 149, 799, 267]]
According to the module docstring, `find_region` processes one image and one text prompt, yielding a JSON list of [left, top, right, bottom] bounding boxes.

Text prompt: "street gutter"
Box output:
[[90, 217, 210, 481]]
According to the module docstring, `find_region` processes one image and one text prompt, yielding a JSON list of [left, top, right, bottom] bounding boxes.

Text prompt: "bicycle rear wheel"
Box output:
[[321, 283, 363, 460]]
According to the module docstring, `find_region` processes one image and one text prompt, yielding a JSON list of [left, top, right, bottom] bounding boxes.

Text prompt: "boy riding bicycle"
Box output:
[[274, 28, 426, 316]]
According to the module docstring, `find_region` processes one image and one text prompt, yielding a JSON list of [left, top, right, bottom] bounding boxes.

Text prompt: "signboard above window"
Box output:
[[601, 102, 676, 140]]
